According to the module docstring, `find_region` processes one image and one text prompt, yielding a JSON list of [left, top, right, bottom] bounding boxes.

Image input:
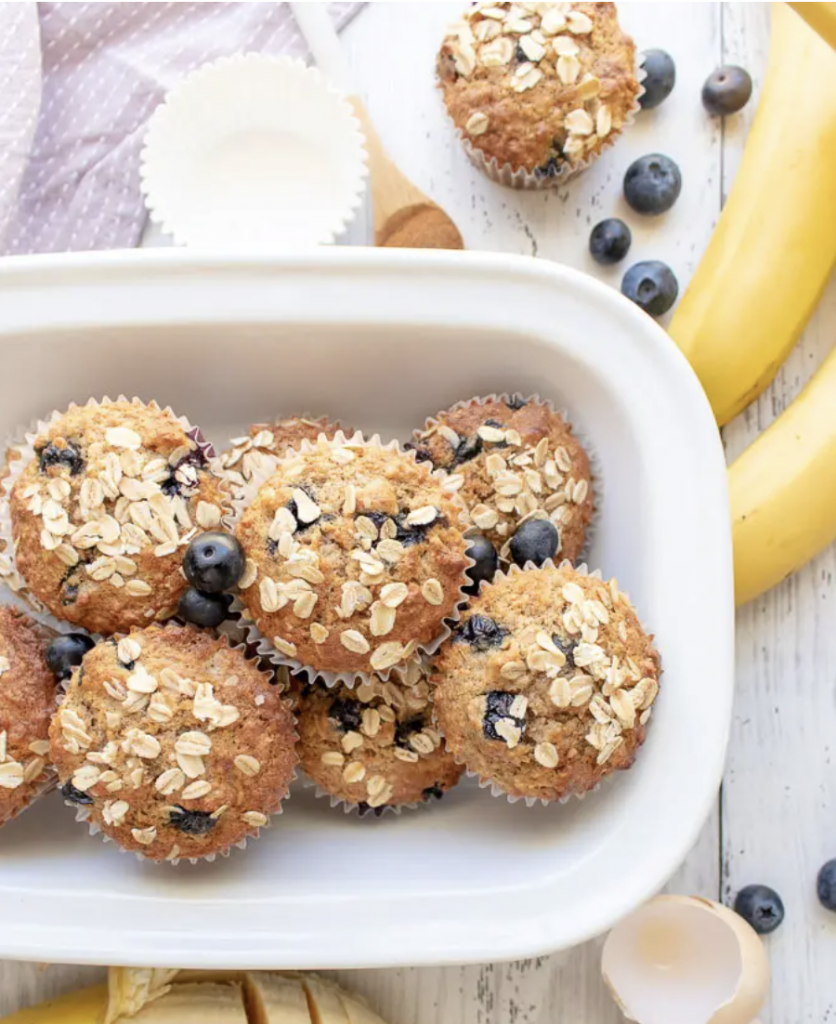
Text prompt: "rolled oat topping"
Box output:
[[433, 564, 660, 802], [236, 436, 470, 677]]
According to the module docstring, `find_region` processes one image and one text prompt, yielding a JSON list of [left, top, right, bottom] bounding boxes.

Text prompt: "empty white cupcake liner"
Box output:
[[432, 558, 660, 808], [410, 392, 600, 569], [59, 631, 298, 866], [140, 53, 368, 249], [447, 57, 645, 191], [230, 431, 474, 689], [0, 396, 233, 637]]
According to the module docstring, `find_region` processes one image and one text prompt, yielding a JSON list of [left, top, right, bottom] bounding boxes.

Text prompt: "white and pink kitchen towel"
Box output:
[[0, 2, 362, 254]]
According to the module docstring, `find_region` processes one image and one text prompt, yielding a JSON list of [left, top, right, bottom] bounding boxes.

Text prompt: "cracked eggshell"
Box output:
[[601, 895, 769, 1024]]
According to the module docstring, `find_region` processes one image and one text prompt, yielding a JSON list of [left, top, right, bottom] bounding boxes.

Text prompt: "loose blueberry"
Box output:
[[423, 785, 445, 801], [45, 633, 95, 682], [624, 154, 682, 215], [465, 533, 499, 594], [639, 49, 676, 109], [454, 614, 508, 652], [622, 261, 679, 318], [169, 806, 217, 836], [817, 859, 836, 912], [589, 218, 632, 266], [177, 588, 232, 629], [37, 441, 84, 477], [733, 884, 785, 935], [702, 65, 753, 117], [60, 780, 93, 805], [483, 691, 527, 743], [509, 519, 559, 569], [328, 698, 363, 733], [183, 532, 245, 594]]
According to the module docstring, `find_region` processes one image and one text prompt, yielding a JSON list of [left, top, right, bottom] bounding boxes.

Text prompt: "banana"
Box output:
[[731, 341, 836, 606], [668, 3, 836, 427], [789, 2, 836, 52], [0, 985, 107, 1024]]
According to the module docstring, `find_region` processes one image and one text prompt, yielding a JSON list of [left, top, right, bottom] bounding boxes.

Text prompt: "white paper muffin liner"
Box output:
[[140, 54, 368, 249], [59, 632, 297, 866], [446, 56, 645, 191], [231, 432, 475, 689], [432, 559, 659, 808], [410, 392, 600, 569], [301, 776, 423, 819], [0, 396, 233, 637]]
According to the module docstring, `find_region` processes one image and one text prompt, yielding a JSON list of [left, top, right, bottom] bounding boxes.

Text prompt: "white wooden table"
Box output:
[[3, 3, 835, 1020]]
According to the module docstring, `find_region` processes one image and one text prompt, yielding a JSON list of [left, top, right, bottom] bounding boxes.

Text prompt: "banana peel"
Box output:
[[789, 2, 836, 52], [0, 971, 389, 1024]]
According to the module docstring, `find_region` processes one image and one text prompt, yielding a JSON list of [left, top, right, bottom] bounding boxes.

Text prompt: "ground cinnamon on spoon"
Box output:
[[377, 203, 464, 249]]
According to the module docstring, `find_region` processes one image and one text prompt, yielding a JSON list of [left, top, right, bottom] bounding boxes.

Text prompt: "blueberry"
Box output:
[[817, 860, 836, 912], [509, 519, 559, 569], [590, 218, 632, 266], [454, 614, 508, 652], [403, 442, 433, 464], [624, 154, 682, 215], [450, 434, 483, 469], [465, 534, 499, 594], [357, 802, 386, 818], [37, 441, 84, 476], [423, 785, 445, 801], [702, 65, 753, 117], [169, 806, 216, 836], [733, 884, 785, 935], [507, 395, 527, 411], [45, 633, 95, 681], [551, 633, 577, 667], [60, 780, 93, 806], [177, 588, 232, 629], [183, 532, 244, 594], [328, 698, 363, 733], [395, 717, 424, 749], [622, 261, 679, 318], [483, 691, 526, 743], [639, 49, 676, 109], [364, 510, 444, 549], [535, 155, 563, 180]]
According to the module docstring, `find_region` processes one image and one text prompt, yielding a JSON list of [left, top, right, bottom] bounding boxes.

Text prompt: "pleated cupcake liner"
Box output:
[[446, 56, 646, 191], [432, 558, 658, 807], [410, 391, 600, 569], [230, 431, 475, 689], [0, 396, 234, 635], [57, 629, 298, 866], [300, 775, 424, 819]]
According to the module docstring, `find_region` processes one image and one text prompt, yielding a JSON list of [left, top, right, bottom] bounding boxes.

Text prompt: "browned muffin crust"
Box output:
[[236, 437, 470, 678], [49, 624, 297, 861], [0, 608, 56, 824], [438, 2, 640, 178], [432, 565, 660, 801], [293, 658, 463, 813], [409, 397, 593, 563], [8, 401, 228, 636]]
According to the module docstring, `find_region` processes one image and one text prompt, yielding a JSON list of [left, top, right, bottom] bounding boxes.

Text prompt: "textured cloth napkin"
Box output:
[[0, 2, 362, 255]]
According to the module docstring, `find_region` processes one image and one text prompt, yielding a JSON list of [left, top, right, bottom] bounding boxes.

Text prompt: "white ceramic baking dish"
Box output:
[[0, 248, 732, 969]]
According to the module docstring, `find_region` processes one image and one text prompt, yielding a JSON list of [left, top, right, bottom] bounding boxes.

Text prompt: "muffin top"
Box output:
[[0, 608, 56, 823], [49, 624, 297, 861], [292, 657, 463, 813], [432, 565, 660, 801], [7, 401, 228, 636], [408, 397, 593, 563], [438, 2, 640, 177], [235, 436, 470, 678], [214, 416, 350, 499]]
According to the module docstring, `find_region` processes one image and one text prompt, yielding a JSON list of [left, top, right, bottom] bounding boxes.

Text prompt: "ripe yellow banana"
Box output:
[[731, 340, 836, 606], [789, 2, 836, 52], [0, 985, 107, 1024], [669, 3, 836, 427]]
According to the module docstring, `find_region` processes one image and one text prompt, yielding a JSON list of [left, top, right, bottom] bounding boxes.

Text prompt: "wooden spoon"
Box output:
[[290, 3, 464, 249]]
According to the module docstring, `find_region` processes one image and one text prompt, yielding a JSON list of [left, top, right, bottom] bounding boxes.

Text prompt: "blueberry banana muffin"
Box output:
[[293, 658, 463, 814], [6, 400, 229, 636], [438, 2, 640, 183], [235, 436, 471, 679], [49, 624, 297, 861], [432, 564, 661, 802], [408, 397, 593, 569], [214, 416, 351, 499], [0, 608, 56, 825]]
